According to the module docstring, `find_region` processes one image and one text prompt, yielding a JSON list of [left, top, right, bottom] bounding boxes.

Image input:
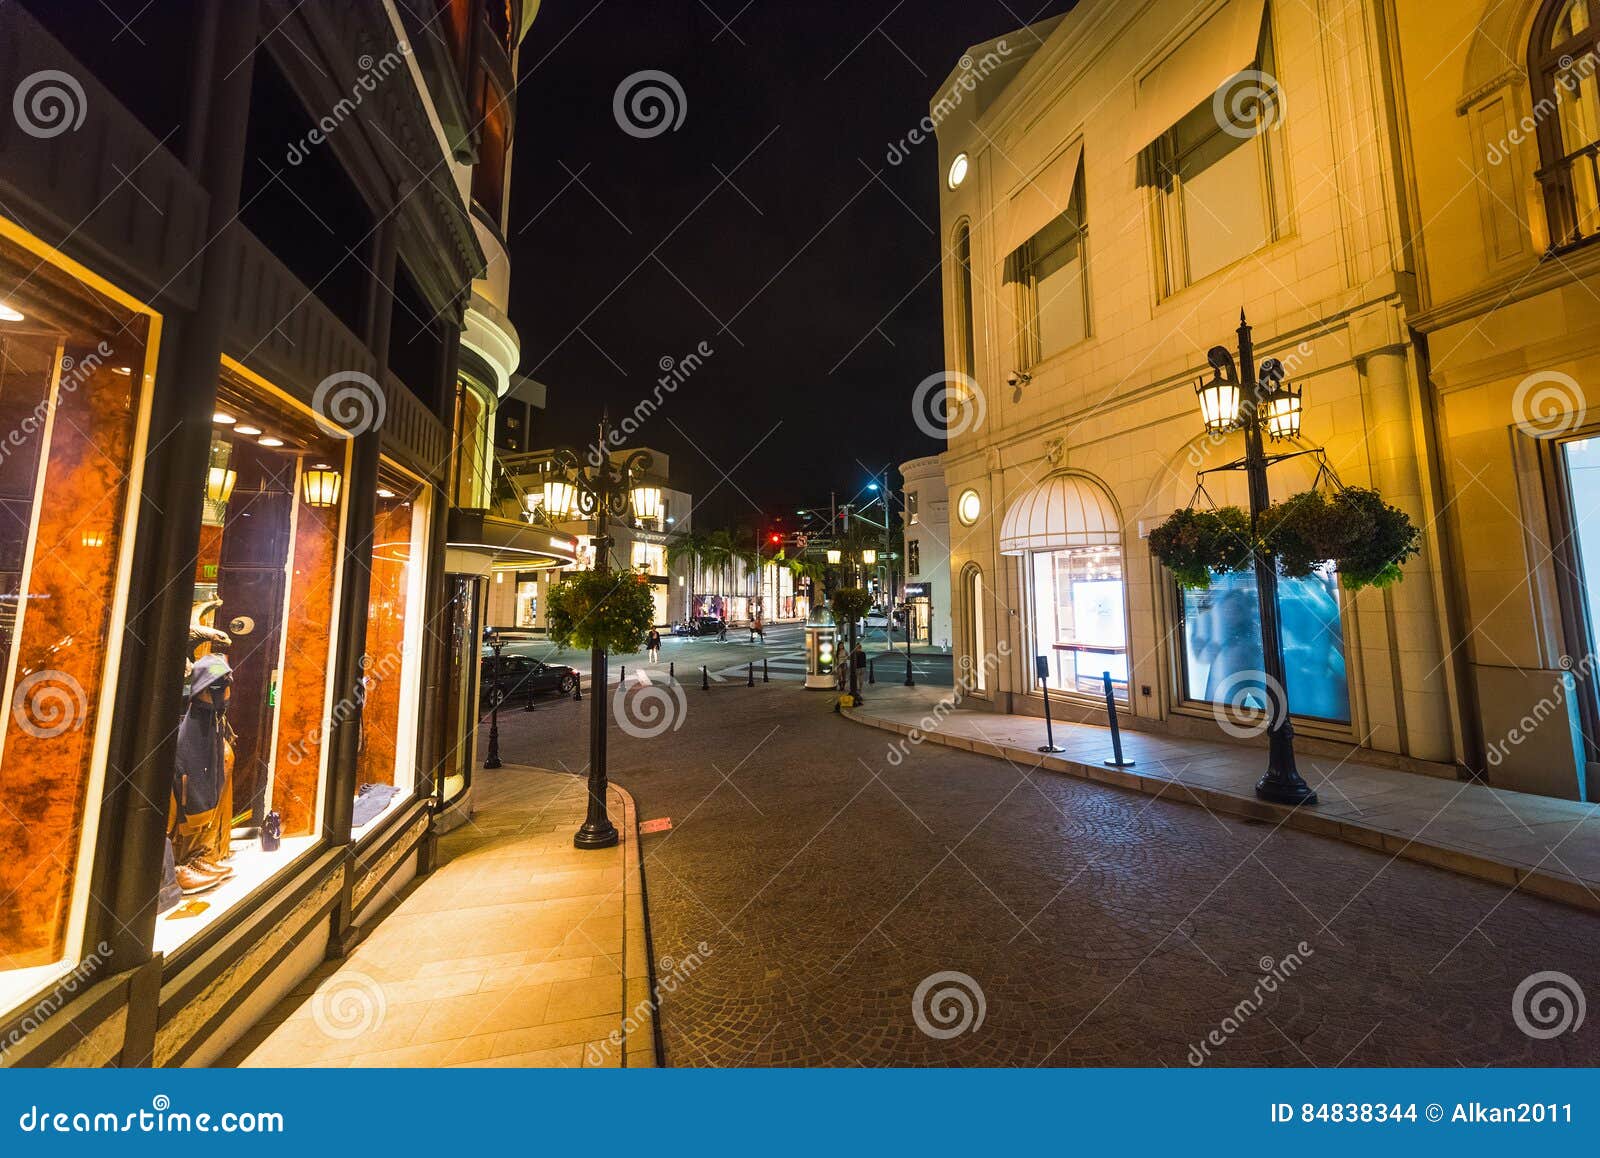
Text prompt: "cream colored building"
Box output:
[[1390, 0, 1600, 800], [931, 0, 1493, 789], [901, 453, 954, 649]]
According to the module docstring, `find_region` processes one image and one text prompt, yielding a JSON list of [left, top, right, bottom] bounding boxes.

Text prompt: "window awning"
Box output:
[[1123, 0, 1266, 160], [1004, 139, 1084, 258], [999, 474, 1121, 555]]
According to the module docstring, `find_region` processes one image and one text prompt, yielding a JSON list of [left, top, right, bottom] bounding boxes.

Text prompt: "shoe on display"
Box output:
[[175, 863, 224, 894], [192, 858, 234, 878]]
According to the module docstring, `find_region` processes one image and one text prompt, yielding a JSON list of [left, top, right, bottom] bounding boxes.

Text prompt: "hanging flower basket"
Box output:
[[1146, 506, 1253, 588], [1328, 487, 1420, 591], [1257, 487, 1419, 591], [546, 568, 656, 653]]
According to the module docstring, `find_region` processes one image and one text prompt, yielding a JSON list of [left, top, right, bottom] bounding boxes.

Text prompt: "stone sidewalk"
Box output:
[[224, 768, 655, 1068], [844, 685, 1600, 913]]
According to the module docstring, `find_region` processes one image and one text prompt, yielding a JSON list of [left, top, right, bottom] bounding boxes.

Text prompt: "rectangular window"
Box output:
[[0, 227, 153, 1016], [908, 539, 921, 575], [452, 381, 491, 509], [1029, 546, 1128, 702], [515, 577, 538, 629], [1006, 160, 1089, 366], [907, 491, 919, 525], [154, 365, 351, 958], [1179, 569, 1350, 723], [1143, 20, 1287, 296], [352, 463, 431, 838]]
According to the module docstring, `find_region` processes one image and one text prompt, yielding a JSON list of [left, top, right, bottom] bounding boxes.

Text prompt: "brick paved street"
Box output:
[[482, 677, 1600, 1067]]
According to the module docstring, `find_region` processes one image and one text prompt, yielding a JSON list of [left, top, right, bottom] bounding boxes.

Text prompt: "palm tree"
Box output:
[[665, 531, 707, 617], [701, 529, 734, 610]]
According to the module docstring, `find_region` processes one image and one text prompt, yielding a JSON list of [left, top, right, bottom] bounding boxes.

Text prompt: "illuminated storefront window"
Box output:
[[152, 364, 350, 957], [1179, 569, 1350, 724], [1029, 546, 1129, 701], [0, 224, 153, 1015], [515, 576, 538, 628], [352, 463, 430, 837], [440, 574, 485, 811], [451, 379, 492, 510]]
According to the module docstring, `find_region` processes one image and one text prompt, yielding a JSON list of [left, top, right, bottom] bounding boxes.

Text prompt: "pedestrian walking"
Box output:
[[646, 628, 661, 665], [718, 618, 728, 643]]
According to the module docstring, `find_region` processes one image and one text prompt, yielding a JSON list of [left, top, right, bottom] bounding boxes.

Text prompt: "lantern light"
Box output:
[[630, 484, 662, 523], [861, 549, 877, 565], [543, 477, 577, 519], [1195, 369, 1241, 436], [300, 464, 343, 508], [206, 467, 237, 505], [1263, 381, 1303, 441], [826, 549, 842, 564]]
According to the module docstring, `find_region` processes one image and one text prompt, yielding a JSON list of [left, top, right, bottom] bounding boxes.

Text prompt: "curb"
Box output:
[[843, 708, 1600, 915], [609, 781, 661, 1068]]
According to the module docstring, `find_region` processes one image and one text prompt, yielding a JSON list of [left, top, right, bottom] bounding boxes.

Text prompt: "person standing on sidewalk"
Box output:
[[647, 628, 661, 665]]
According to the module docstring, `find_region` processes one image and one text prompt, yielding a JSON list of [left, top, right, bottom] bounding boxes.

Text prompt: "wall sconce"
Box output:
[[206, 466, 236, 505], [300, 464, 343, 508]]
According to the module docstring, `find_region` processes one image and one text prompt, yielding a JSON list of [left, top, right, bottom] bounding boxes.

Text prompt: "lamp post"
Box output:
[[543, 420, 654, 848], [1193, 311, 1316, 807], [484, 634, 504, 770]]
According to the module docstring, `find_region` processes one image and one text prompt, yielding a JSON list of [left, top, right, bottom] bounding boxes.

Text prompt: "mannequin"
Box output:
[[169, 653, 236, 894]]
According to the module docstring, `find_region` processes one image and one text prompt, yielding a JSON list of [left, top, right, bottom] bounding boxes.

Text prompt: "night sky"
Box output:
[[508, 0, 1076, 527]]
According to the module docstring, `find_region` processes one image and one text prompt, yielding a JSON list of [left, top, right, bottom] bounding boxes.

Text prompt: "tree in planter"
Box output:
[[828, 587, 874, 704], [1146, 506, 1253, 588], [546, 568, 656, 654]]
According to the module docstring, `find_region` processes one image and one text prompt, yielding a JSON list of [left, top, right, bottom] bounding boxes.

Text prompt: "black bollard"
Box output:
[[747, 661, 754, 687], [702, 664, 709, 691], [904, 654, 915, 688], [762, 657, 769, 683], [868, 659, 876, 685], [669, 661, 674, 678], [1036, 656, 1064, 754], [1103, 671, 1135, 767], [572, 674, 582, 702]]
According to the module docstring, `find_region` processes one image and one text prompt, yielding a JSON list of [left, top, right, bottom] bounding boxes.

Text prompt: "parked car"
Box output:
[[690, 616, 725, 636], [480, 654, 579, 704], [863, 608, 892, 630]]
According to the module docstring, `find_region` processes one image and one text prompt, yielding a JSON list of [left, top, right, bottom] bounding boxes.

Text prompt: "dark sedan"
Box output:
[[480, 654, 579, 704]]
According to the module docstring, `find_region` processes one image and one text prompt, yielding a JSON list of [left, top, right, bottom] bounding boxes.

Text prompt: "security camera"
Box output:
[[1007, 370, 1032, 388]]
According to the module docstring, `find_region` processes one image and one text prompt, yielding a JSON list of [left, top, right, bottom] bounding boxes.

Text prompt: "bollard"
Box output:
[[524, 684, 536, 712], [763, 657, 769, 683], [572, 674, 582, 702], [868, 659, 876, 685], [747, 661, 754, 687], [1036, 656, 1065, 754], [669, 661, 674, 678], [904, 654, 915, 688], [619, 665, 625, 682], [1103, 671, 1135, 767], [702, 664, 709, 691]]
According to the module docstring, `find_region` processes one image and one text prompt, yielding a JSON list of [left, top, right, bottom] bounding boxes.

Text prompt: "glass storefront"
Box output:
[[1179, 569, 1351, 724], [1029, 546, 1129, 700], [514, 575, 538, 628], [0, 225, 153, 1014], [153, 365, 349, 956], [351, 463, 430, 838], [440, 574, 485, 811]]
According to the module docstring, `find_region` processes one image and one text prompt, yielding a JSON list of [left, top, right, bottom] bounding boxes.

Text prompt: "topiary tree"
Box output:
[[546, 568, 656, 654]]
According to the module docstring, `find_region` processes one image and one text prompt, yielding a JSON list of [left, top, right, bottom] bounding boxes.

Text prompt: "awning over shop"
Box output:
[[1004, 139, 1085, 257], [1123, 0, 1265, 159], [999, 474, 1121, 555]]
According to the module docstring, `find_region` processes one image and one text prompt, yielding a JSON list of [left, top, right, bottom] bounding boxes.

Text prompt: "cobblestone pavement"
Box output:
[[482, 678, 1600, 1067]]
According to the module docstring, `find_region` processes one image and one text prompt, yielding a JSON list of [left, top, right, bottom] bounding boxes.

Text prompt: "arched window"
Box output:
[[953, 223, 976, 381], [1532, 0, 1600, 247], [960, 563, 988, 693]]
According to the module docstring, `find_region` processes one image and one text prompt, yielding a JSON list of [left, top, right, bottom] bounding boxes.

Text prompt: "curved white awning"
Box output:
[[999, 474, 1121, 555]]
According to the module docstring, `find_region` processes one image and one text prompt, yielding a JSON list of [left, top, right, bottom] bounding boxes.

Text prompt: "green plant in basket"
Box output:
[[1147, 506, 1253, 588], [1256, 490, 1367, 579], [1329, 487, 1419, 592], [546, 568, 656, 653]]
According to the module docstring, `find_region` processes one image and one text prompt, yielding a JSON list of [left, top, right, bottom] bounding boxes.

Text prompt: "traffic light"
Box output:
[[769, 533, 782, 545]]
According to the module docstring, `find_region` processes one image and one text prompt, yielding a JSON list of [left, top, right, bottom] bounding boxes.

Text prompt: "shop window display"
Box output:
[[153, 367, 349, 955], [1179, 569, 1350, 724], [0, 225, 153, 1014], [440, 574, 485, 809], [351, 464, 429, 836], [1029, 546, 1129, 701]]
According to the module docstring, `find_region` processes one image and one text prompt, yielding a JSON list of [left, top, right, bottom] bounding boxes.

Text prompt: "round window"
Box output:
[[957, 489, 981, 526], [947, 152, 969, 190]]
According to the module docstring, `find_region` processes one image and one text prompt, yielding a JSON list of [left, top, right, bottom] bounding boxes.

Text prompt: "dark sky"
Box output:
[[508, 0, 1075, 528]]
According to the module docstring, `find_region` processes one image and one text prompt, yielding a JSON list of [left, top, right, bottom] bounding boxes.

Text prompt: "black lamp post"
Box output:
[[1194, 312, 1316, 807], [542, 420, 654, 849], [484, 634, 504, 770]]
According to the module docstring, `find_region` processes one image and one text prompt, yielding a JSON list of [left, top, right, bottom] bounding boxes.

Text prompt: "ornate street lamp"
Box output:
[[1192, 313, 1318, 807], [544, 421, 654, 849]]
